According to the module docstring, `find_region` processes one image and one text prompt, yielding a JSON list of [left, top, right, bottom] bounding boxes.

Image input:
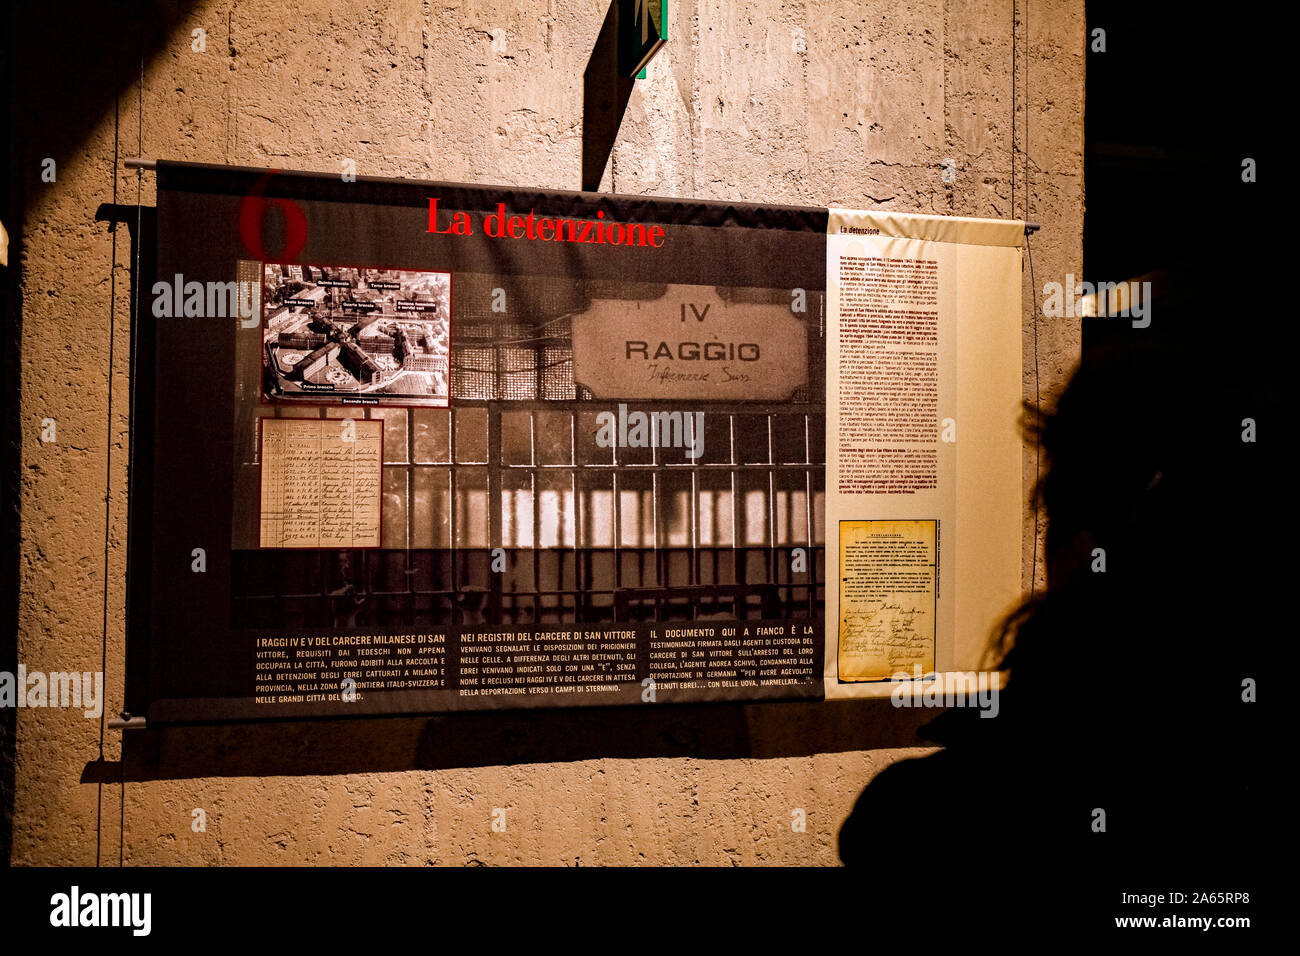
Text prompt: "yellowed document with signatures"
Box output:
[[259, 417, 383, 549], [837, 519, 937, 681]]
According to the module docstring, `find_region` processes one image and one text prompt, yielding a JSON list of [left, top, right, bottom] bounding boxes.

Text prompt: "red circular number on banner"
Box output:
[[239, 170, 308, 261]]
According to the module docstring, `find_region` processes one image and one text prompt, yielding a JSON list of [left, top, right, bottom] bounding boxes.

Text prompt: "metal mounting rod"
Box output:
[[107, 714, 148, 731], [117, 156, 1047, 235]]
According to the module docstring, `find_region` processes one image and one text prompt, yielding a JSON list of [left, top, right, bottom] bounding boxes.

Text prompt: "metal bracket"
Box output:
[[107, 713, 147, 731]]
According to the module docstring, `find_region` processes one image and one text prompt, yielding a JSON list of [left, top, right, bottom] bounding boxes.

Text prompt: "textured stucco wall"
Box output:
[[11, 0, 1083, 865]]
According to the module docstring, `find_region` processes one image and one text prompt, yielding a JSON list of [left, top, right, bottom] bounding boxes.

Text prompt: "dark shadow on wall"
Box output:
[[4, 0, 201, 863], [92, 698, 940, 783], [9, 1, 198, 203], [1, 0, 16, 870], [582, 1, 635, 191]]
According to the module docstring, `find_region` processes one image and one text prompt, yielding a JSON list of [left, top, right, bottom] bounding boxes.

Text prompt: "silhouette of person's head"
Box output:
[[997, 338, 1262, 715], [840, 333, 1267, 887]]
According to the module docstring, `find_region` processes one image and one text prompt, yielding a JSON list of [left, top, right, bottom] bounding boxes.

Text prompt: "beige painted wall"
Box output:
[[11, 0, 1083, 865]]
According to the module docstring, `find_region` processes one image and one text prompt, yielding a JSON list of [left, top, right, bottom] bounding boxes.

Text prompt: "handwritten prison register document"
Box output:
[[824, 209, 1023, 696], [258, 418, 382, 548]]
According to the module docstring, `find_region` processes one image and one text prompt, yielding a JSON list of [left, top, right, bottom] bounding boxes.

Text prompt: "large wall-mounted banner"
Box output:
[[131, 162, 829, 722], [127, 162, 1021, 723]]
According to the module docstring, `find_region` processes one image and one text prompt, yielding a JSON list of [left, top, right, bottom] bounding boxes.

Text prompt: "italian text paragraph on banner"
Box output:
[[823, 209, 1023, 696]]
